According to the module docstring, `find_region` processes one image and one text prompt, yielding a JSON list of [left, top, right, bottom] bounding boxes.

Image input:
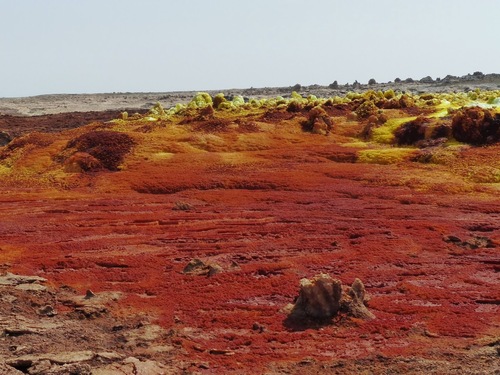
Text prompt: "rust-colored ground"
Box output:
[[0, 92, 499, 374], [0, 110, 147, 138]]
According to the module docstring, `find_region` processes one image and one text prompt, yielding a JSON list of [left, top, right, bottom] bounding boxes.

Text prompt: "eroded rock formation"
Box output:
[[289, 274, 375, 322]]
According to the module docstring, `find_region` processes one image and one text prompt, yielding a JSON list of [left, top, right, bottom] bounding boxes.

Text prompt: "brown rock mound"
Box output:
[[394, 116, 431, 145], [65, 131, 135, 171], [302, 106, 334, 135], [287, 274, 374, 326], [183, 258, 223, 277], [451, 106, 500, 145], [293, 274, 343, 319]]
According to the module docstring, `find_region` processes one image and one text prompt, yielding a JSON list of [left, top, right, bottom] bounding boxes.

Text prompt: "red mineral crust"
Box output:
[[0, 93, 499, 373]]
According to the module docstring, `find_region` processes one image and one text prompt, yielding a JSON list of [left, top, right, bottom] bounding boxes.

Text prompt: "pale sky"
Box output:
[[1, 0, 499, 98]]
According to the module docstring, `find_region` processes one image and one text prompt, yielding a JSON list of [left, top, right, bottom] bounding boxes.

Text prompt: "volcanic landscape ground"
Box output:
[[0, 76, 499, 374]]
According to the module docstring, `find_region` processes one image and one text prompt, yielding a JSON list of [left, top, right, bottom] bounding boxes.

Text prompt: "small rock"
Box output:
[[0, 131, 12, 146], [27, 359, 52, 375], [173, 201, 193, 211], [183, 259, 205, 274], [123, 357, 171, 375], [207, 264, 223, 276], [85, 289, 96, 299], [209, 349, 235, 356], [443, 235, 462, 243], [464, 236, 495, 249], [420, 76, 434, 84], [344, 278, 375, 320], [183, 259, 222, 276], [444, 235, 495, 249], [299, 357, 316, 366], [329, 81, 339, 89], [252, 322, 265, 333], [11, 345, 30, 356], [38, 305, 57, 317]]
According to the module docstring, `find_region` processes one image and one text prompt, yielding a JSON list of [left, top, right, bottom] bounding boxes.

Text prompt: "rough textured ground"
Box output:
[[0, 110, 148, 139], [0, 76, 499, 374]]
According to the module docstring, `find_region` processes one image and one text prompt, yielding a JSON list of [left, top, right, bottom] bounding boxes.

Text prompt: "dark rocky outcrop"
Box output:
[[452, 107, 500, 145], [66, 131, 135, 171], [0, 131, 12, 146]]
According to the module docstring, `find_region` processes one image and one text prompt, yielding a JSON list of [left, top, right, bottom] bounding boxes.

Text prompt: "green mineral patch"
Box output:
[[358, 148, 417, 165], [371, 117, 418, 144]]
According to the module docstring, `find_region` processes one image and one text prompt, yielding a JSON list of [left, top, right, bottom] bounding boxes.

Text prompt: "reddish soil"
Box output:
[[0, 110, 146, 138], [0, 103, 499, 374]]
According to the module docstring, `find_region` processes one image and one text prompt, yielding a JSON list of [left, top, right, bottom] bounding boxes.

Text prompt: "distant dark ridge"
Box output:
[[222, 72, 500, 98]]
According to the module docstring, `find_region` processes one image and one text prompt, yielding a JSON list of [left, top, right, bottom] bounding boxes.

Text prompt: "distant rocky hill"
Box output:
[[1, 72, 499, 117]]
